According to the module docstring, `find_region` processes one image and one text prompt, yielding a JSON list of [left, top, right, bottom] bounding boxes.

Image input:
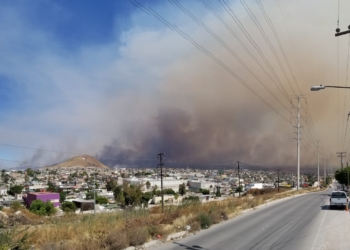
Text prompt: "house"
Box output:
[[0, 187, 7, 195], [23, 192, 60, 207]]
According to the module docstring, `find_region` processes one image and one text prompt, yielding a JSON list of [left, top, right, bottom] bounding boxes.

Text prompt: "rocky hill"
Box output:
[[44, 155, 109, 169]]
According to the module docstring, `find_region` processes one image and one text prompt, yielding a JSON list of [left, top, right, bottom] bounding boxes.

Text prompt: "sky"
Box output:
[[0, 0, 350, 171]]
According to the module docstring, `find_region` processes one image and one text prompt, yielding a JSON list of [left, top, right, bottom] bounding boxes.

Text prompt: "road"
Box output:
[[152, 185, 350, 250]]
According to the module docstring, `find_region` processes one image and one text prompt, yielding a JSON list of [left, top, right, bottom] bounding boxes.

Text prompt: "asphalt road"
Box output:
[[152, 185, 350, 250]]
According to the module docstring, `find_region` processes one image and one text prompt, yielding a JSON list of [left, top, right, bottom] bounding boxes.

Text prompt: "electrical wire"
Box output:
[[129, 0, 290, 123], [256, 0, 303, 95], [240, 0, 297, 95], [170, 0, 290, 113], [200, 0, 290, 103], [219, 0, 290, 99]]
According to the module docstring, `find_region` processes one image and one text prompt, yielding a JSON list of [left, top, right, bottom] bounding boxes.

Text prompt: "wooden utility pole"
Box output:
[[158, 153, 164, 213], [236, 161, 241, 197]]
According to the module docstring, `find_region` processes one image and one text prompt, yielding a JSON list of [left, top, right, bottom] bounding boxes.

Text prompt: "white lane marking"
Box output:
[[311, 204, 328, 250]]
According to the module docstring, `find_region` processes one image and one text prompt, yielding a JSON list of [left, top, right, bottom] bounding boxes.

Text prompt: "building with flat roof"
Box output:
[[23, 192, 60, 207]]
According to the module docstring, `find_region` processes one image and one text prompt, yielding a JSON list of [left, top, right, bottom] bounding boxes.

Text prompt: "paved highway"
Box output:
[[152, 185, 350, 250]]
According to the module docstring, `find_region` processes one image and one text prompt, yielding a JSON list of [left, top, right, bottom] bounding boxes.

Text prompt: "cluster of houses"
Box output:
[[0, 166, 315, 213]]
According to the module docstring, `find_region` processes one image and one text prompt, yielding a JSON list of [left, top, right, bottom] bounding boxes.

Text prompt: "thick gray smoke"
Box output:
[[97, 0, 344, 170]]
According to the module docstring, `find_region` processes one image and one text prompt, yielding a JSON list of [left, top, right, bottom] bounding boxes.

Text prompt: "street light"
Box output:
[[311, 85, 350, 91]]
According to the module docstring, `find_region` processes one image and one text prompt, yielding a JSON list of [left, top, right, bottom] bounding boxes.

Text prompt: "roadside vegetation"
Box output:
[[0, 187, 319, 250]]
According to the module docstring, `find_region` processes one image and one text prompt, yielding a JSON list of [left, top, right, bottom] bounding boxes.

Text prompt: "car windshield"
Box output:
[[331, 192, 347, 198]]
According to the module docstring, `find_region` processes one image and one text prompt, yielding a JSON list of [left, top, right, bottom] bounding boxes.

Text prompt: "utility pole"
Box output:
[[337, 152, 346, 190], [158, 153, 164, 213], [236, 161, 241, 197], [277, 169, 280, 192], [337, 152, 346, 170], [93, 164, 96, 216], [347, 162, 349, 192], [317, 141, 320, 186], [323, 156, 326, 185], [292, 96, 303, 190]]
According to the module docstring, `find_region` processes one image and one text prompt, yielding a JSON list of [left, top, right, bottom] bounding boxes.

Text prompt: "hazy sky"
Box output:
[[0, 0, 349, 170]]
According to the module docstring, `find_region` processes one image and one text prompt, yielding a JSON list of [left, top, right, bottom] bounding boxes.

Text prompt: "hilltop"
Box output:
[[44, 155, 109, 169]]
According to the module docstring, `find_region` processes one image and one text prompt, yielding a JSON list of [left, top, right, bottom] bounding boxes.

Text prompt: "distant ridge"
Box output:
[[44, 155, 109, 169]]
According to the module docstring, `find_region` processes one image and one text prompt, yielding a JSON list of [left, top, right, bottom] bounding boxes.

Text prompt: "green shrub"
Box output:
[[96, 196, 108, 204], [29, 200, 56, 216], [61, 201, 77, 213], [198, 213, 212, 229], [10, 201, 22, 212]]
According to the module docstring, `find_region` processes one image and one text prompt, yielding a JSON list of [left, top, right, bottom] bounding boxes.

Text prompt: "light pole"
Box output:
[[311, 85, 350, 91]]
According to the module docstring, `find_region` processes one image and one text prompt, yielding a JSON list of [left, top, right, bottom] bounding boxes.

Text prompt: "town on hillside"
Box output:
[[0, 155, 330, 215]]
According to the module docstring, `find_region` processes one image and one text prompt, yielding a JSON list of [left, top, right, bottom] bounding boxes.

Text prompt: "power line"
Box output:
[[219, 0, 290, 99], [0, 143, 76, 155], [129, 0, 290, 123], [240, 0, 297, 95], [170, 0, 290, 113], [256, 0, 303, 95], [200, 0, 290, 103]]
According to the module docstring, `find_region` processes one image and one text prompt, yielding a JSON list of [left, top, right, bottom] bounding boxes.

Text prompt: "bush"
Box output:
[[209, 210, 222, 224], [29, 200, 56, 216], [147, 225, 167, 239], [96, 196, 108, 204], [198, 213, 212, 229], [104, 229, 129, 250], [201, 189, 210, 195], [127, 227, 148, 246], [61, 201, 77, 213], [10, 201, 22, 212], [186, 216, 201, 233]]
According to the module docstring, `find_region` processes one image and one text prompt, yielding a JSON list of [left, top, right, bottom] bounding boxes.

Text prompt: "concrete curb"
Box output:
[[166, 231, 187, 241]]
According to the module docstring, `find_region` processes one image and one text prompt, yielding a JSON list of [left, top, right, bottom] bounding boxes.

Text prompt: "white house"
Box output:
[[188, 180, 216, 191]]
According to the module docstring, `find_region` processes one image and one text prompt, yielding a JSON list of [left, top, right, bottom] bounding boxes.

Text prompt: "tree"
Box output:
[[325, 176, 332, 186], [8, 185, 24, 196], [146, 181, 151, 189], [163, 188, 176, 195], [123, 184, 142, 206], [141, 192, 152, 208], [61, 201, 77, 213], [47, 182, 57, 192], [29, 200, 56, 216], [216, 187, 221, 197], [152, 185, 158, 196], [113, 186, 125, 204], [106, 179, 117, 191], [113, 184, 144, 207], [86, 191, 95, 200], [235, 186, 243, 193], [26, 168, 35, 177], [201, 189, 210, 195], [96, 196, 108, 204], [179, 183, 186, 196], [3, 175, 9, 184], [60, 192, 66, 203], [335, 167, 350, 186]]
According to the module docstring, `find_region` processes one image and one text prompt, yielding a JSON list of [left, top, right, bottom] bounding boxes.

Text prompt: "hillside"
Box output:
[[44, 155, 109, 169]]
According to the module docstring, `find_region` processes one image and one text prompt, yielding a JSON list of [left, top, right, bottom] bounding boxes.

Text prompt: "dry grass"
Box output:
[[9, 187, 318, 249]]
